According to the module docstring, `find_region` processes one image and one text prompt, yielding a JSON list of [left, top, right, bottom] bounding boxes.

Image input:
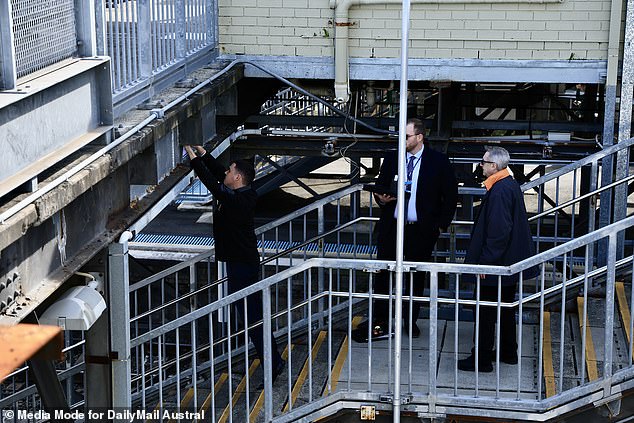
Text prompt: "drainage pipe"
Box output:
[[330, 0, 564, 104]]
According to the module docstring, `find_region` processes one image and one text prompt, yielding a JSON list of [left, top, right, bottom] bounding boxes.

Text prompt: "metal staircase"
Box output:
[[2, 137, 634, 422]]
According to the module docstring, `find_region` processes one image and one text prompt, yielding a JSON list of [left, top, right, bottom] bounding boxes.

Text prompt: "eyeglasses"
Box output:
[[480, 160, 495, 166], [406, 133, 419, 139]]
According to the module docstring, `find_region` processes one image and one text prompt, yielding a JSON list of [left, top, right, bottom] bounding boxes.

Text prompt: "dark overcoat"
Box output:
[[465, 175, 537, 285]]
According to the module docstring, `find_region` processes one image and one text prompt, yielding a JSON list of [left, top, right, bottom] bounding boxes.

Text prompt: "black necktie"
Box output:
[[405, 155, 415, 219]]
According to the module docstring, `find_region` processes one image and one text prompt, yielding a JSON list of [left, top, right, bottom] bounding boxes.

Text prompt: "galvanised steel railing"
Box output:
[[122, 138, 628, 420], [522, 136, 634, 250], [101, 0, 217, 114], [126, 213, 634, 422], [2, 137, 633, 419]]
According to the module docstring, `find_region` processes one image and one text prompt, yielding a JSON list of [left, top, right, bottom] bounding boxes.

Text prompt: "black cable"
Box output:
[[244, 61, 396, 136]]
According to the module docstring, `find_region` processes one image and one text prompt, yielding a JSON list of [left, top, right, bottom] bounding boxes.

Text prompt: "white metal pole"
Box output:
[[393, 0, 411, 420]]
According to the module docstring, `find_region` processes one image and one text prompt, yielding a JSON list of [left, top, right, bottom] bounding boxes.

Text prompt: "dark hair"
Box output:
[[233, 159, 255, 186], [407, 117, 426, 136]]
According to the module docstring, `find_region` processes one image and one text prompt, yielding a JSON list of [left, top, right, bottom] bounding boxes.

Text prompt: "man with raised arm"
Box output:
[[185, 145, 284, 381]]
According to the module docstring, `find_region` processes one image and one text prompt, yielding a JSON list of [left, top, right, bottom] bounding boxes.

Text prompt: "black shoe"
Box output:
[[491, 351, 518, 365], [351, 321, 392, 343], [458, 354, 493, 372], [404, 321, 420, 338]]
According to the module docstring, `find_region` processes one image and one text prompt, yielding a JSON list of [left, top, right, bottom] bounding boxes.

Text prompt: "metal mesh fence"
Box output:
[[10, 0, 77, 79]]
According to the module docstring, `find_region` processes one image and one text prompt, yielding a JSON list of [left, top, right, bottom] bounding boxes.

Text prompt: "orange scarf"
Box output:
[[483, 168, 510, 191]]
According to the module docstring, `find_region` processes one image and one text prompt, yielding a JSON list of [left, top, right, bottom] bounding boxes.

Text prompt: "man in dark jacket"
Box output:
[[185, 145, 284, 379], [352, 118, 458, 342], [458, 146, 536, 373]]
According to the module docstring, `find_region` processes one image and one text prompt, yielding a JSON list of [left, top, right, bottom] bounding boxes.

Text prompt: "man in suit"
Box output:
[[352, 118, 458, 342], [458, 146, 536, 372]]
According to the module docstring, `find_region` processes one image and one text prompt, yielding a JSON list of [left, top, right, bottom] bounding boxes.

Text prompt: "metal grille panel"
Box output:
[[11, 0, 77, 78]]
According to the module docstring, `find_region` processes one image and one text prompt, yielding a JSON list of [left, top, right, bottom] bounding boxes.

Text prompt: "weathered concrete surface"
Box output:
[[0, 63, 244, 323]]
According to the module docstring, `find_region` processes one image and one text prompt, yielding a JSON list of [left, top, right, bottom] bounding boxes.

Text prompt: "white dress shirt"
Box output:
[[394, 145, 423, 222]]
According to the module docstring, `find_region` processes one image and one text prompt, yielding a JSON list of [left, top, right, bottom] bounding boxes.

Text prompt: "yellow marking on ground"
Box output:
[[542, 311, 556, 398], [577, 297, 599, 381], [283, 331, 327, 412], [616, 282, 631, 345], [218, 359, 261, 423], [167, 388, 194, 423], [322, 316, 363, 397], [196, 372, 228, 419], [248, 344, 294, 423]]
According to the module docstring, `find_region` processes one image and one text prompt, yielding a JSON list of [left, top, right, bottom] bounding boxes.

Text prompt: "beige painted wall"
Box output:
[[219, 0, 610, 60]]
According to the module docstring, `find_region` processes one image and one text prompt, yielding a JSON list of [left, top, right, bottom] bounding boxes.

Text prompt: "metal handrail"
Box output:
[[129, 162, 634, 319], [528, 172, 634, 222], [130, 213, 634, 348], [520, 137, 634, 191], [129, 215, 377, 322]]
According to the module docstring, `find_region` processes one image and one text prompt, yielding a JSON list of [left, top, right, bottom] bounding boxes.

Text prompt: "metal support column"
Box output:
[[614, 0, 634, 259], [108, 232, 133, 419], [85, 312, 113, 418], [603, 233, 617, 395], [75, 0, 97, 57], [598, 0, 625, 265], [392, 0, 412, 420], [0, 0, 17, 90]]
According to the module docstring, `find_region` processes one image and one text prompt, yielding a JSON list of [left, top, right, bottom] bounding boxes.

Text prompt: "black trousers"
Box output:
[[473, 282, 518, 361], [226, 262, 283, 369], [374, 222, 437, 326]]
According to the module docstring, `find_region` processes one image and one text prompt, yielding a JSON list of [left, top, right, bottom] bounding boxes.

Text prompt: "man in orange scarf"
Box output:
[[458, 146, 537, 372]]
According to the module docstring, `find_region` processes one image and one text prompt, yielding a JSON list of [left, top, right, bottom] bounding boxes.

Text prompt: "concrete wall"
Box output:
[[219, 0, 610, 60]]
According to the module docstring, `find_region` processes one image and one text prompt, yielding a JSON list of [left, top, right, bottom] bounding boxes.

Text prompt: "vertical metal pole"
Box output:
[[190, 264, 198, 412], [0, 0, 17, 90], [176, 0, 186, 59], [614, 0, 634, 258], [213, 0, 219, 48], [393, 0, 411, 419], [604, 233, 617, 394], [85, 312, 113, 412], [598, 0, 624, 265], [75, 0, 97, 57], [205, 0, 213, 45], [263, 285, 274, 422], [587, 161, 598, 269], [428, 272, 438, 415], [137, 0, 152, 78], [94, 0, 107, 56], [108, 232, 133, 420], [318, 205, 325, 328]]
